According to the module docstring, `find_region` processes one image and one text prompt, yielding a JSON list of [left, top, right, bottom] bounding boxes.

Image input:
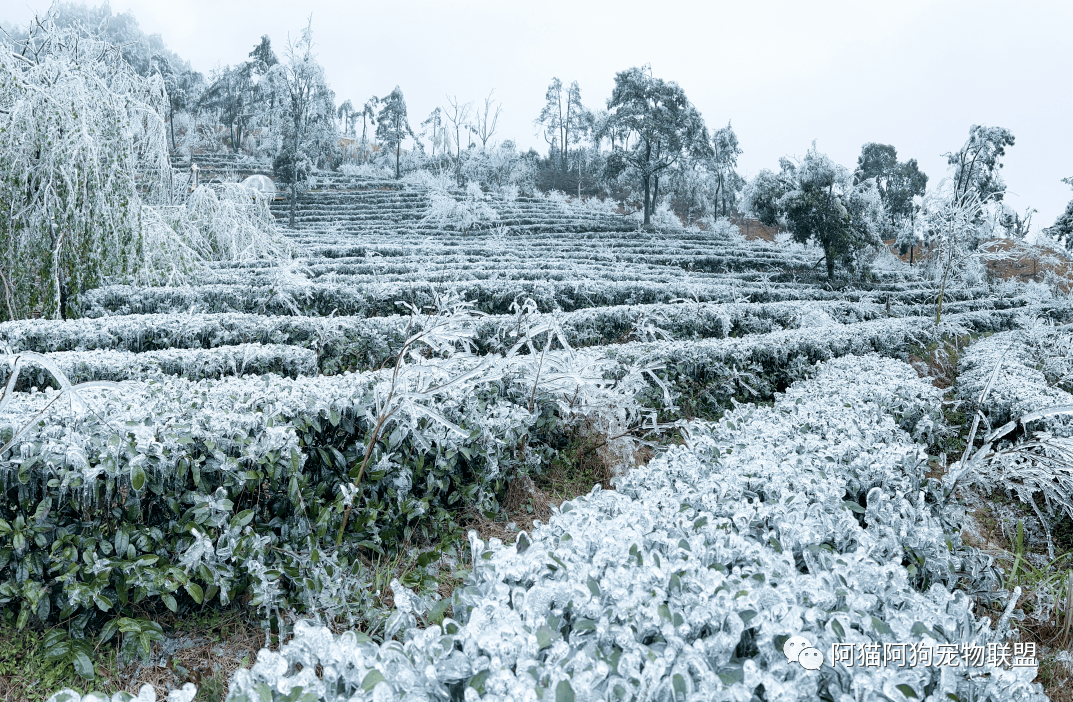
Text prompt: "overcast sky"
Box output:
[[7, 0, 1072, 233]]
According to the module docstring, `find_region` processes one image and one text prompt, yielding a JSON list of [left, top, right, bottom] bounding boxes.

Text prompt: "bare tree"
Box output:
[[469, 90, 503, 149], [443, 95, 473, 180]]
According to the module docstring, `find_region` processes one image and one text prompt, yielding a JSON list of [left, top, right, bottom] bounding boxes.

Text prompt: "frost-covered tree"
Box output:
[[460, 140, 534, 190], [996, 204, 1035, 240], [201, 63, 254, 151], [336, 98, 354, 137], [913, 182, 993, 323], [248, 34, 278, 76], [535, 78, 588, 171], [603, 66, 711, 227], [945, 125, 1015, 207], [272, 18, 336, 225], [746, 147, 882, 280], [0, 17, 284, 321], [158, 59, 202, 155], [710, 121, 744, 217], [469, 90, 502, 149], [376, 86, 414, 179], [853, 143, 928, 261], [359, 95, 378, 158], [0, 19, 172, 320], [420, 106, 446, 158], [1044, 177, 1073, 249], [443, 95, 472, 179], [34, 1, 186, 78]]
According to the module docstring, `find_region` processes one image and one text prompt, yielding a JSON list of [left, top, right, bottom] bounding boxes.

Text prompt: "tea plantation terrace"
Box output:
[[17, 168, 1069, 702]]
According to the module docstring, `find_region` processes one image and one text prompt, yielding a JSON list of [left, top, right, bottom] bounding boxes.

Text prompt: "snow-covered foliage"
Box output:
[[0, 20, 171, 320], [913, 181, 995, 322], [650, 201, 684, 231], [341, 162, 394, 179], [700, 216, 742, 242], [46, 682, 197, 702], [0, 343, 317, 387], [0, 20, 291, 321], [957, 326, 1073, 433], [0, 295, 692, 665], [744, 147, 884, 280], [422, 183, 500, 233], [137, 184, 291, 287], [953, 326, 1073, 535], [224, 355, 1043, 702]]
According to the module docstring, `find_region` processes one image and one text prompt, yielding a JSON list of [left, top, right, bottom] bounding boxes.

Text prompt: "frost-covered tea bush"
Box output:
[[0, 343, 318, 387], [46, 682, 197, 702], [954, 325, 1073, 539], [0, 299, 685, 666], [957, 327, 1073, 434], [225, 355, 1042, 702]]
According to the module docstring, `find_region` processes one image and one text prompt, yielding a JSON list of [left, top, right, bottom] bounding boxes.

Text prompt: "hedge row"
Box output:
[[0, 344, 318, 389], [81, 276, 1004, 319], [218, 355, 1039, 702]]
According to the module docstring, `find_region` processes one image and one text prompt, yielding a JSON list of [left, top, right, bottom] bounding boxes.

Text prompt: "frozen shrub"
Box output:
[[225, 356, 1041, 702]]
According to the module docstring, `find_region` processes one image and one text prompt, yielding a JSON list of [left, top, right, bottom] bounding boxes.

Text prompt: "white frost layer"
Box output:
[[224, 355, 1042, 702]]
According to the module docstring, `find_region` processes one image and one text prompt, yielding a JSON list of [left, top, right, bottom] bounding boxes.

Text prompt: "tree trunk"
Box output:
[[909, 245, 914, 265], [169, 105, 176, 154], [396, 145, 401, 179], [642, 175, 651, 226], [289, 183, 296, 228], [825, 241, 836, 280]]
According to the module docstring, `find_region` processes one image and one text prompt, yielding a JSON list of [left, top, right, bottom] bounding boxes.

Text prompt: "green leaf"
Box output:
[[427, 597, 451, 625], [555, 680, 575, 702], [831, 618, 845, 641], [468, 669, 490, 693], [738, 609, 757, 626], [185, 580, 203, 606], [163, 594, 177, 613], [896, 684, 918, 698], [586, 578, 600, 598], [361, 670, 385, 692], [842, 500, 865, 514], [536, 625, 557, 649], [232, 510, 255, 529], [871, 616, 893, 635], [43, 639, 71, 664], [672, 673, 687, 697], [131, 464, 146, 492], [72, 650, 96, 680]]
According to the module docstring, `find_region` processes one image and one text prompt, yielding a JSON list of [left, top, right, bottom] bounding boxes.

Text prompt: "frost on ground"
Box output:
[[223, 355, 1045, 702]]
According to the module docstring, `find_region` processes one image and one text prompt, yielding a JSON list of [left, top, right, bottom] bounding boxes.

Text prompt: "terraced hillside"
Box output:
[[13, 174, 1072, 702]]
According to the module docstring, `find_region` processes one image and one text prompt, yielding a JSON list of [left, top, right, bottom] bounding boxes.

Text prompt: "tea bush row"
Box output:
[[221, 355, 1042, 702]]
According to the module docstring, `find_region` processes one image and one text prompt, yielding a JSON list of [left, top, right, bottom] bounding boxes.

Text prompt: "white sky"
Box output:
[[7, 0, 1073, 233]]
